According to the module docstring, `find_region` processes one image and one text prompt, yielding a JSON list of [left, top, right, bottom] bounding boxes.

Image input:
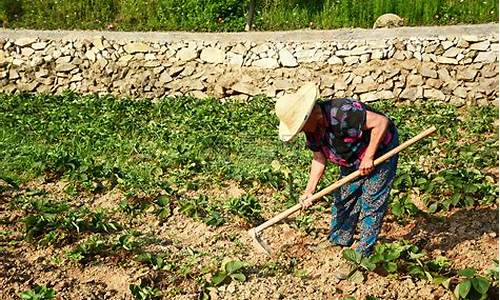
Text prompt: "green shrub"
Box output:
[[0, 0, 22, 25], [256, 0, 498, 30]]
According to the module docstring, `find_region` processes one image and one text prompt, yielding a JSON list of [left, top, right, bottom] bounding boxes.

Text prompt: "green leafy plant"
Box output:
[[341, 249, 375, 283], [38, 230, 66, 246], [210, 260, 247, 286], [367, 241, 452, 286], [129, 281, 161, 300], [368, 242, 409, 274], [344, 248, 377, 271], [154, 195, 172, 220], [179, 195, 209, 219], [225, 194, 262, 222], [453, 268, 491, 300], [119, 200, 151, 216], [294, 215, 314, 234], [23, 203, 120, 244], [136, 252, 174, 271], [113, 232, 141, 252], [487, 260, 499, 282], [2, 94, 497, 221], [20, 284, 56, 300], [90, 210, 121, 233], [390, 194, 420, 220], [65, 235, 106, 262], [203, 205, 226, 226]]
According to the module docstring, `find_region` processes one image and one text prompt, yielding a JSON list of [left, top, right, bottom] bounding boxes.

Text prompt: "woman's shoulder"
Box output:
[[320, 97, 359, 106], [320, 97, 365, 112]]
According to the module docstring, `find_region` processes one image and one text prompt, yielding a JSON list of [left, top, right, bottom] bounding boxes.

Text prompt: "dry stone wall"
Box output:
[[0, 24, 498, 105]]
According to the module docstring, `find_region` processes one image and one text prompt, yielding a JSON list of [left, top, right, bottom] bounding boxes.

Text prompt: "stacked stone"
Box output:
[[0, 30, 497, 105]]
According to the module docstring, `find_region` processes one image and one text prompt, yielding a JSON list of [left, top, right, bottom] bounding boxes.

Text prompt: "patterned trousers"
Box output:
[[328, 131, 399, 256]]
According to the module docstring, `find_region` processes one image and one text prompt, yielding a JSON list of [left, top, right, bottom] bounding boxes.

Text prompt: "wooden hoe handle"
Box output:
[[252, 126, 437, 234]]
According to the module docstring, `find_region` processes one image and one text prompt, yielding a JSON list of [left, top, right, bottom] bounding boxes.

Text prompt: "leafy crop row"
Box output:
[[10, 194, 121, 244], [1, 93, 497, 220], [342, 240, 499, 299]]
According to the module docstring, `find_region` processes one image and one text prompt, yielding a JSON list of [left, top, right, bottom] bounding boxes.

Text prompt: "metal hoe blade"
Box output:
[[248, 228, 272, 255]]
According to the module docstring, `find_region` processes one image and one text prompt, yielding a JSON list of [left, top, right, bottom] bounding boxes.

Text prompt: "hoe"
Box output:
[[249, 126, 437, 255]]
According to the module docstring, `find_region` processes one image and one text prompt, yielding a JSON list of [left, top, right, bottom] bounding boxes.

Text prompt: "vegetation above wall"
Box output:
[[0, 0, 498, 32]]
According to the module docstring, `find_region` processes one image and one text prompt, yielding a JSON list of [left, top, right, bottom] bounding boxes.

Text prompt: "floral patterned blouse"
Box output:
[[305, 98, 396, 169]]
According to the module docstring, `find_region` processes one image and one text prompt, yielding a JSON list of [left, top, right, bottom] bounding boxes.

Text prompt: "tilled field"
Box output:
[[0, 179, 498, 300]]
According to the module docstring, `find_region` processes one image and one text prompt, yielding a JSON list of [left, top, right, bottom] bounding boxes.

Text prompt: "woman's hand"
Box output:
[[359, 156, 375, 175], [299, 191, 314, 209], [360, 110, 389, 176]]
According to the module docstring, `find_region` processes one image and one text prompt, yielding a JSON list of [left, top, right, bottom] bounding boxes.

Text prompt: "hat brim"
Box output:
[[277, 83, 318, 142], [278, 104, 315, 142]]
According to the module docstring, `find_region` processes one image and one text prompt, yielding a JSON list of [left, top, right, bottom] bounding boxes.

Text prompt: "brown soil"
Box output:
[[0, 180, 498, 300]]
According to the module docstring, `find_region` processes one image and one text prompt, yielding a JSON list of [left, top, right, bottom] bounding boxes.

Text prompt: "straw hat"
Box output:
[[275, 82, 319, 142]]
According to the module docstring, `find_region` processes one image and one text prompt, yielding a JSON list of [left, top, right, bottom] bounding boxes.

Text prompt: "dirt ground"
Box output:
[[0, 180, 498, 300]]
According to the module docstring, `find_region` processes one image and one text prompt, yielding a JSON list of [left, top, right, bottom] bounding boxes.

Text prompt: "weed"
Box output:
[[294, 268, 309, 279], [50, 255, 64, 267]]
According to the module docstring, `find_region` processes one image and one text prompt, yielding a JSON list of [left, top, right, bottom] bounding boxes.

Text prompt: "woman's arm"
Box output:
[[300, 151, 326, 208], [359, 110, 389, 175]]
